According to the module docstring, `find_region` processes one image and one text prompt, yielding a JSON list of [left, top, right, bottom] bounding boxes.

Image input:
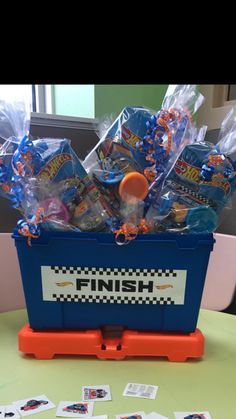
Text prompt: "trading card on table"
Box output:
[[0, 406, 5, 419], [13, 394, 55, 416], [174, 412, 212, 419], [146, 412, 169, 419], [56, 401, 94, 417], [4, 405, 20, 419], [115, 411, 146, 419], [82, 385, 112, 401], [123, 383, 158, 399], [86, 416, 108, 419]]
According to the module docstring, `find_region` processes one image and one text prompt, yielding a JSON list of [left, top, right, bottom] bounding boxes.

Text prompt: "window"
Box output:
[[0, 84, 33, 108], [0, 84, 95, 119], [0, 84, 99, 233], [53, 85, 95, 118]]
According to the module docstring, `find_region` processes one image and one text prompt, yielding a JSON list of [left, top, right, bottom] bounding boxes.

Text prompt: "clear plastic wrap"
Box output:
[[0, 100, 31, 199], [216, 109, 236, 160], [12, 137, 114, 240], [83, 86, 204, 223], [95, 113, 117, 140], [3, 88, 236, 244], [141, 85, 204, 194], [113, 197, 148, 245], [0, 100, 114, 243], [145, 110, 236, 234], [0, 100, 30, 140], [162, 85, 204, 116]]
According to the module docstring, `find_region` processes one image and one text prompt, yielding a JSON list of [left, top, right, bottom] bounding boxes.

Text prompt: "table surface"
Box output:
[[0, 309, 235, 419]]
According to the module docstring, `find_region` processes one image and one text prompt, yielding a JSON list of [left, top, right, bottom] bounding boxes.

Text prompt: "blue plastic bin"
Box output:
[[13, 230, 215, 333]]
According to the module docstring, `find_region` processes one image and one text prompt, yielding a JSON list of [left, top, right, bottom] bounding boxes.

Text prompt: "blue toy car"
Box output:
[[20, 399, 48, 411], [63, 403, 88, 414]]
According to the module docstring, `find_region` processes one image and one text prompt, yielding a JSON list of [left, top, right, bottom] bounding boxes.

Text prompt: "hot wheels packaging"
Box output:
[[146, 111, 236, 234], [0, 100, 113, 243], [83, 86, 204, 222]]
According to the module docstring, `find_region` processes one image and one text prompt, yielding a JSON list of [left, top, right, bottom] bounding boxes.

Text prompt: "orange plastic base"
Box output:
[[18, 324, 204, 362]]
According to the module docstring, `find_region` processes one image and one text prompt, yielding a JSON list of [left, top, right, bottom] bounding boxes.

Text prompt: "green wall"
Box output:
[[52, 85, 168, 120], [53, 85, 95, 118], [95, 85, 168, 119]]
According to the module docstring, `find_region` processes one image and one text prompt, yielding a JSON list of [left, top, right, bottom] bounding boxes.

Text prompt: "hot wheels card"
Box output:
[[84, 87, 204, 223], [84, 106, 153, 176], [146, 141, 236, 233], [167, 142, 235, 212], [83, 106, 153, 216], [12, 137, 85, 183]]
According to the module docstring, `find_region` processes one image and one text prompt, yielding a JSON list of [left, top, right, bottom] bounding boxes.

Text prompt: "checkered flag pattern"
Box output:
[[51, 266, 178, 277], [178, 184, 211, 205], [170, 180, 215, 207], [52, 293, 175, 305], [41, 265, 186, 306]]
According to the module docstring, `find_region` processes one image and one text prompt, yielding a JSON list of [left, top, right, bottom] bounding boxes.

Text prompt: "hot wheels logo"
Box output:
[[121, 125, 141, 149], [38, 154, 72, 181], [175, 159, 200, 182], [175, 158, 231, 195]]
